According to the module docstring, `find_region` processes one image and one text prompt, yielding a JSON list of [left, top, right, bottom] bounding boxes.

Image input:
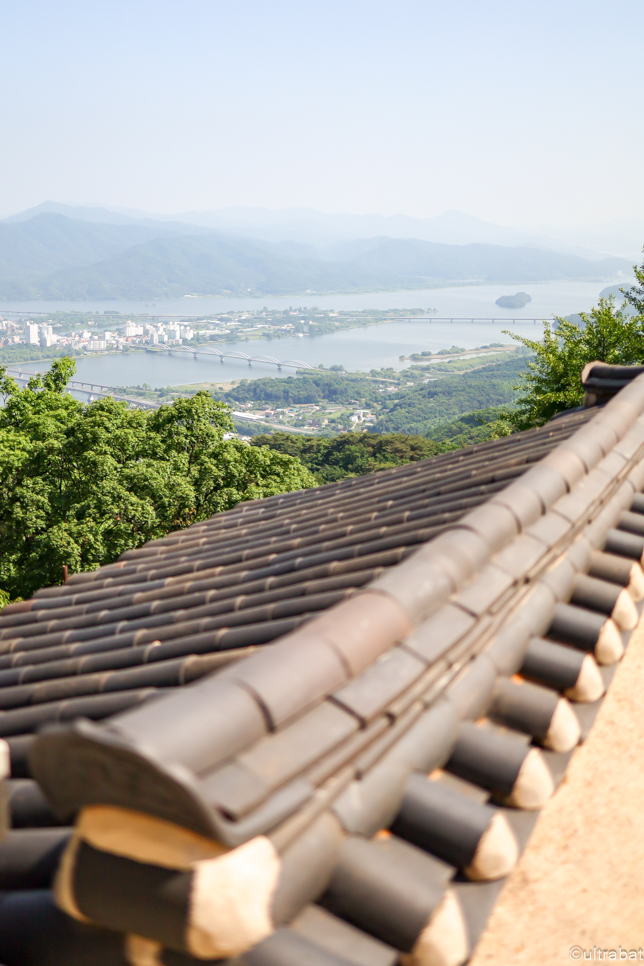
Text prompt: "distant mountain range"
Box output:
[[0, 209, 635, 300], [6, 201, 644, 260]]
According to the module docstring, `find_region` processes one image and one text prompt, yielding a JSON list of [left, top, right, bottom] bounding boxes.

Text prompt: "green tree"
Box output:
[[624, 248, 644, 316], [252, 431, 442, 483], [0, 359, 314, 601], [503, 295, 644, 429]]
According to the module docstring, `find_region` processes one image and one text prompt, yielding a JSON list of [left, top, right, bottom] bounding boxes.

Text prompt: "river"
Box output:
[[9, 280, 612, 387]]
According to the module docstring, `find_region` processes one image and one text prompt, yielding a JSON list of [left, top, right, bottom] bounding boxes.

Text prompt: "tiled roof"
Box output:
[[3, 367, 644, 966], [0, 409, 592, 748]]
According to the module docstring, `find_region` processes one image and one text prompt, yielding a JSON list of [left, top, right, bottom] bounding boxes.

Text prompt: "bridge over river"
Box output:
[[149, 345, 325, 372], [5, 367, 161, 410], [415, 316, 550, 324], [3, 367, 308, 430]]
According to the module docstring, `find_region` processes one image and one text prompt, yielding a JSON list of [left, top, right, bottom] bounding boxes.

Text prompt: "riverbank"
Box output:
[[6, 318, 533, 388], [109, 351, 526, 437], [0, 279, 611, 319], [11, 345, 526, 439]]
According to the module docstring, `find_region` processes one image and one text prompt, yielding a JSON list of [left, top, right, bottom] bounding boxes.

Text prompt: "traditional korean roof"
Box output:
[[2, 361, 644, 966]]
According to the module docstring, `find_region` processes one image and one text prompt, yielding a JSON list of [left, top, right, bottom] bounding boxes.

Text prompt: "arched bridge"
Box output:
[[4, 368, 159, 410], [152, 345, 320, 371]]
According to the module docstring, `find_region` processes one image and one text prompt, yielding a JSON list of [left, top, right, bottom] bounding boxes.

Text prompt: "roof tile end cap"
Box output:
[[580, 360, 603, 385]]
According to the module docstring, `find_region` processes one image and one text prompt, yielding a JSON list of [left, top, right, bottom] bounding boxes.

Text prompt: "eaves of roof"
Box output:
[[2, 365, 644, 965]]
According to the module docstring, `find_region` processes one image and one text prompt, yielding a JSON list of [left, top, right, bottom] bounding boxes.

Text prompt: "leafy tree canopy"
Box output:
[[624, 251, 644, 317], [0, 359, 314, 601], [252, 407, 512, 486], [503, 284, 644, 429], [252, 431, 446, 484], [373, 358, 524, 437]]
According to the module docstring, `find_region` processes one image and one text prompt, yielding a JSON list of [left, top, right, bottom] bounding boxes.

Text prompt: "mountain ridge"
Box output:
[[0, 214, 631, 300], [5, 202, 642, 260]]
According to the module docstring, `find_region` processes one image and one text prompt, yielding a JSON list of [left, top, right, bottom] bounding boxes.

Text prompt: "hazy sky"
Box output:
[[1, 0, 642, 226]]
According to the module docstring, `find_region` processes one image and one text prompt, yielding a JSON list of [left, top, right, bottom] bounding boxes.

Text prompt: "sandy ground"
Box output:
[[172, 380, 240, 392], [470, 618, 644, 965]]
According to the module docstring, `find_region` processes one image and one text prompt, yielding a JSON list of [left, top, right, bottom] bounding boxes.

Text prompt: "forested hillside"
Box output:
[[0, 212, 631, 298], [0, 360, 313, 601], [372, 357, 524, 436], [250, 423, 504, 484], [0, 213, 201, 281], [216, 357, 523, 437]]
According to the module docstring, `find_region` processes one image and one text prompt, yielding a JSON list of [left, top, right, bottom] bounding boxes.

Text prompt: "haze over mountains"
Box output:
[[8, 201, 644, 259], [0, 204, 635, 300]]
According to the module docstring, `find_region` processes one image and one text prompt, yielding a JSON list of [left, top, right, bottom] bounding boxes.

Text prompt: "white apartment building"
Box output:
[[24, 323, 39, 345], [39, 324, 55, 348], [87, 340, 107, 351], [123, 322, 144, 338], [165, 324, 194, 342]]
